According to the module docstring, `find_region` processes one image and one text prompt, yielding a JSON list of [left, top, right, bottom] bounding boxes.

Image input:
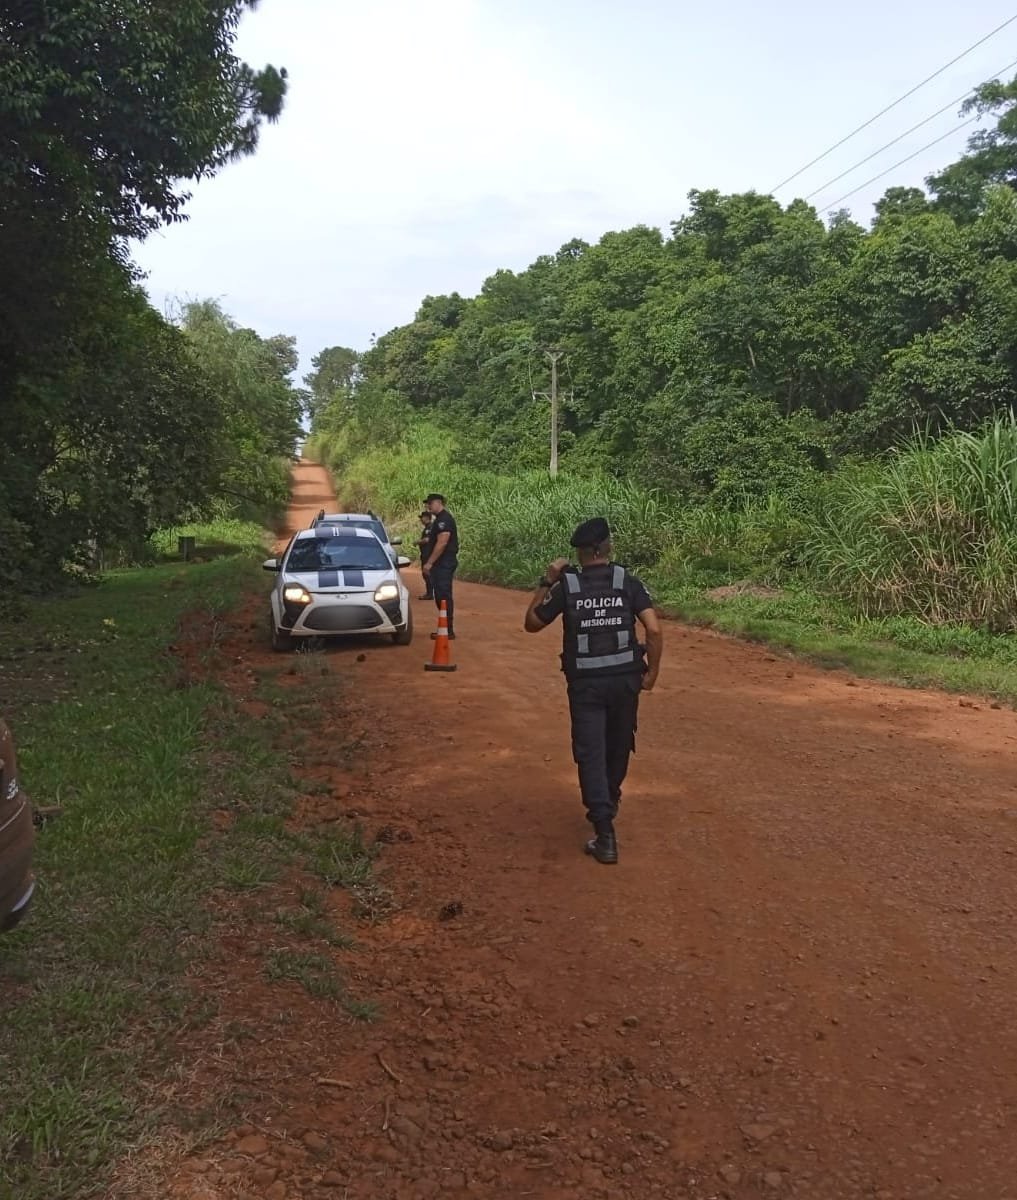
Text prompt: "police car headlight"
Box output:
[[283, 585, 312, 605], [374, 582, 399, 602]]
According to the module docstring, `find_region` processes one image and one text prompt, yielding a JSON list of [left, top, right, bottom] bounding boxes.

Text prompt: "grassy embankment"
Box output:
[[0, 518, 382, 1200], [310, 422, 1017, 702]]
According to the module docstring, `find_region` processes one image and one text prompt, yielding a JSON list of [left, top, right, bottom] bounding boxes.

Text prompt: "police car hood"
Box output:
[[284, 566, 393, 594]]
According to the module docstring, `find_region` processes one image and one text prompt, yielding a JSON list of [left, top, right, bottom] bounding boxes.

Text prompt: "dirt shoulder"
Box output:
[[150, 461, 1017, 1200]]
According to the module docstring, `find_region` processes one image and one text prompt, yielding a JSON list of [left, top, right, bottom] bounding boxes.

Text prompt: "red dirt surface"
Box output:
[[154, 462, 1017, 1200]]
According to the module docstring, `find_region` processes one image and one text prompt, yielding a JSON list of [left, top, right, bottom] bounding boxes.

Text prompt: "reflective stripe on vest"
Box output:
[[576, 650, 637, 671], [568, 566, 627, 592]]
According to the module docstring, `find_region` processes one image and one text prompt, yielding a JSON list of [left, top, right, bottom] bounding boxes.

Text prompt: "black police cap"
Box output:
[[570, 516, 611, 548], [423, 493, 445, 504]]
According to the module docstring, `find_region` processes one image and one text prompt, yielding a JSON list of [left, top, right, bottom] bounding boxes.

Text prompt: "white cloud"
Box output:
[[134, 0, 1017, 376]]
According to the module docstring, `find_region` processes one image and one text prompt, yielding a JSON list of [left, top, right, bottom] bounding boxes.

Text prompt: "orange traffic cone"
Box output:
[[425, 600, 457, 672]]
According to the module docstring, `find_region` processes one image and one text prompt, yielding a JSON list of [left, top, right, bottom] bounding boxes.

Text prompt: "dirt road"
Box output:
[[165, 462, 1017, 1200]]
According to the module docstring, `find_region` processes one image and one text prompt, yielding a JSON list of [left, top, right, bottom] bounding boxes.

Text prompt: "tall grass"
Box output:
[[809, 415, 1017, 631], [311, 425, 801, 586], [311, 416, 1017, 634], [308, 420, 1017, 694], [148, 514, 268, 561]]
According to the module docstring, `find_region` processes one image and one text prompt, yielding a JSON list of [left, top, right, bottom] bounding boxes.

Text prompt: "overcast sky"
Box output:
[[133, 0, 1017, 380]]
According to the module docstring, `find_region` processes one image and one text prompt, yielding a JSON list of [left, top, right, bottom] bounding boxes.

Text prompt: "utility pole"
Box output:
[[532, 347, 565, 478]]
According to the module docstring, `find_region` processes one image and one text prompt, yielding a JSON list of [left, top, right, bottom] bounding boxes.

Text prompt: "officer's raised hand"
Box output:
[[545, 557, 570, 584]]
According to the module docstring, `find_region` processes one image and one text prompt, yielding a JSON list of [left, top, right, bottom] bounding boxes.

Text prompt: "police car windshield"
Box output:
[[319, 516, 388, 542], [287, 536, 391, 573], [345, 519, 387, 542]]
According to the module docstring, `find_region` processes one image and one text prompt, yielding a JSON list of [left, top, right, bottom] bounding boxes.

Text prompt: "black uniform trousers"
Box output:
[[418, 543, 433, 598], [430, 562, 456, 634], [566, 672, 641, 831]]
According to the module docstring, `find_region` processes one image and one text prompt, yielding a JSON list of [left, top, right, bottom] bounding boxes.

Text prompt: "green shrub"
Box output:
[[807, 415, 1017, 630], [318, 415, 1017, 636], [317, 426, 689, 583], [312, 423, 816, 592]]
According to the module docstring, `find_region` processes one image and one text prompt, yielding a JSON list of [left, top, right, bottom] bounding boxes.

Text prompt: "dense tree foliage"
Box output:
[[303, 346, 361, 423], [179, 301, 302, 515], [313, 77, 1017, 510], [0, 1, 295, 596]]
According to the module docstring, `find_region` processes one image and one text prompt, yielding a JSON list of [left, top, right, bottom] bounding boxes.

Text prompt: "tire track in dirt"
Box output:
[[155, 461, 1017, 1200]]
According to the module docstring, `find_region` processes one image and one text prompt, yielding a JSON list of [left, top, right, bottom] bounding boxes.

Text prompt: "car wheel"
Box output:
[[392, 605, 413, 646], [269, 612, 292, 652]]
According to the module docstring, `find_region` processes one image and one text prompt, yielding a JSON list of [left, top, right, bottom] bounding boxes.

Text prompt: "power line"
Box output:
[[803, 57, 1017, 202], [770, 13, 1017, 193], [818, 113, 981, 212]]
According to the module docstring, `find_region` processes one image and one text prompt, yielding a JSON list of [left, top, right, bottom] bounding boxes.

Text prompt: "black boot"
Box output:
[[584, 826, 618, 865]]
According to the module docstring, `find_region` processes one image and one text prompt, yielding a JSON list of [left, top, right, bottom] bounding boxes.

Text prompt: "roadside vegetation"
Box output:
[[4, 4, 1017, 1188], [0, 523, 383, 1200], [305, 79, 1017, 700], [1, 3, 301, 606], [309, 424, 1017, 700], [0, 7, 373, 1197]]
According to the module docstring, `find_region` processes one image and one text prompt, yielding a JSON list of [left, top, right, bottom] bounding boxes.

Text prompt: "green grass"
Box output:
[[262, 948, 376, 1019], [264, 949, 341, 998], [650, 582, 1017, 701], [0, 533, 385, 1200], [808, 418, 1017, 631], [307, 825, 395, 921], [148, 514, 268, 561], [274, 900, 352, 947], [321, 425, 681, 584], [310, 424, 1017, 703]]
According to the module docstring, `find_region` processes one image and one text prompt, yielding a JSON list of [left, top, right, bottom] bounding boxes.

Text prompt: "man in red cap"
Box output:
[[523, 516, 663, 864]]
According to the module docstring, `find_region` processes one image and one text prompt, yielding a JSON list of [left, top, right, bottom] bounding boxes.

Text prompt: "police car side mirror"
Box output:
[[390, 537, 403, 546], [396, 556, 412, 568], [262, 558, 280, 572]]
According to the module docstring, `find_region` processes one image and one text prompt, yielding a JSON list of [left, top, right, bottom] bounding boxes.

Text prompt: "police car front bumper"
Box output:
[[283, 594, 405, 637]]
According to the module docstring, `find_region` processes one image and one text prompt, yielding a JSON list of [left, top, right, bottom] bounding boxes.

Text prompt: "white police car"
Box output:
[[264, 526, 413, 651]]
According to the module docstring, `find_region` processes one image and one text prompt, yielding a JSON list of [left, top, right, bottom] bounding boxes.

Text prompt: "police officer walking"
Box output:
[[524, 517, 663, 864], [421, 493, 459, 639]]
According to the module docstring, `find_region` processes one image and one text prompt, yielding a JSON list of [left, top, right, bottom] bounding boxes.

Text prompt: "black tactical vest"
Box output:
[[560, 564, 642, 682]]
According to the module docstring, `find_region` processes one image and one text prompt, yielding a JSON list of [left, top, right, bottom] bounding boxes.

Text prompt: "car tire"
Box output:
[[269, 613, 292, 652], [392, 606, 413, 646]]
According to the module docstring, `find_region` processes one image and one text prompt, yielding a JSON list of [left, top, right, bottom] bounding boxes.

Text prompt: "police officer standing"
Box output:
[[417, 510, 435, 600], [524, 517, 663, 864], [421, 493, 459, 639]]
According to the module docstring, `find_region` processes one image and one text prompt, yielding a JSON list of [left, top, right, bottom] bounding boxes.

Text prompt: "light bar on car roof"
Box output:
[[305, 526, 377, 538]]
